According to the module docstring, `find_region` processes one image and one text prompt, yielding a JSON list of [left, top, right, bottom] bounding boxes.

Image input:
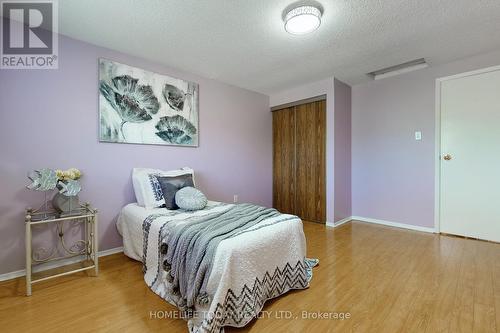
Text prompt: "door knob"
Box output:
[[443, 154, 452, 161]]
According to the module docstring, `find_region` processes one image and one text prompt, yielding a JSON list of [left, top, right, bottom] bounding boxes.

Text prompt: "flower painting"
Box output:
[[99, 59, 199, 146]]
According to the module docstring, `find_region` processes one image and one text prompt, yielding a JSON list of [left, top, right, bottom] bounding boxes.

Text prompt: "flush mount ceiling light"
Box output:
[[284, 5, 322, 35]]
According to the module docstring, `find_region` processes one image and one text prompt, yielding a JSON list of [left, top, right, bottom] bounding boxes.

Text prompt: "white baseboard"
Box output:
[[326, 217, 353, 228], [0, 246, 123, 282], [325, 216, 435, 233], [334, 217, 352, 227], [351, 216, 436, 233], [97, 246, 124, 257]]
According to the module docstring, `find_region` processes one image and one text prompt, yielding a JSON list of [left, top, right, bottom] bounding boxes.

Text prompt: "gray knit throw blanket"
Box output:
[[161, 203, 281, 310]]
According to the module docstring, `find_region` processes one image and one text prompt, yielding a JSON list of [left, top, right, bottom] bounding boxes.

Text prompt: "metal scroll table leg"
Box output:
[[25, 218, 32, 296], [93, 213, 99, 276]]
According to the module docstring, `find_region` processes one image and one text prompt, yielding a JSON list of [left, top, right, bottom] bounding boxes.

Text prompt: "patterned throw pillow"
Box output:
[[132, 167, 194, 208], [156, 174, 195, 210], [175, 187, 207, 211]]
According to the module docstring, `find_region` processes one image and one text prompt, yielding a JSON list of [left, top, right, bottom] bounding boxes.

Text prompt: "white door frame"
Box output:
[[434, 64, 500, 233]]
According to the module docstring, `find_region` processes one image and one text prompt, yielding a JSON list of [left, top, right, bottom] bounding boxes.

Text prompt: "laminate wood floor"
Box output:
[[1, 221, 499, 332]]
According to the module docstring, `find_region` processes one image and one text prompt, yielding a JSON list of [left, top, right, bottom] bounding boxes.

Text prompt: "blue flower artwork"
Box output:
[[99, 59, 199, 147], [155, 115, 197, 145]]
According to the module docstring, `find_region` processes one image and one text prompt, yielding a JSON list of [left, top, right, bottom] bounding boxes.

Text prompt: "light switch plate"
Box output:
[[415, 131, 422, 141]]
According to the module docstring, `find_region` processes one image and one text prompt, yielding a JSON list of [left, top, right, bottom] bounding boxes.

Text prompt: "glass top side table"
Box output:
[[25, 202, 98, 296]]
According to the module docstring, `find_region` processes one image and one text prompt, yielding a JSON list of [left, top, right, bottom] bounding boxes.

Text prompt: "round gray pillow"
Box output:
[[175, 187, 207, 211]]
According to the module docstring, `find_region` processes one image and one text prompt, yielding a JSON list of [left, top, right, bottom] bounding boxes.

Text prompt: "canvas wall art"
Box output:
[[98, 59, 199, 146]]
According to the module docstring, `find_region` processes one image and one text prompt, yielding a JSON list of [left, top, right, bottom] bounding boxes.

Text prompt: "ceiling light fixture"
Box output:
[[284, 5, 322, 35]]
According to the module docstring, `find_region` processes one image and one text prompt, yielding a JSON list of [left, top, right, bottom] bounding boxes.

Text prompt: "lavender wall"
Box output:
[[334, 79, 351, 222], [0, 33, 271, 274], [352, 49, 500, 228], [269, 78, 333, 107]]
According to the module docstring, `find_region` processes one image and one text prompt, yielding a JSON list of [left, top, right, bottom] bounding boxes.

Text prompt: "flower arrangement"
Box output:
[[27, 168, 83, 196], [55, 168, 81, 181]]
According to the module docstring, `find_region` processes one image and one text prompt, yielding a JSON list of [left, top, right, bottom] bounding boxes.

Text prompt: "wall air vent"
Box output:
[[368, 58, 428, 80]]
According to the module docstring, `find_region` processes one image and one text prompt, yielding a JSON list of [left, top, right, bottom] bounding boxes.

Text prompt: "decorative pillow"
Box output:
[[156, 174, 195, 210], [132, 167, 194, 208], [175, 187, 207, 211]]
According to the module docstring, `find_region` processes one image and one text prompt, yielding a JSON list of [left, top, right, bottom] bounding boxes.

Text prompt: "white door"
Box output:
[[439, 67, 500, 242]]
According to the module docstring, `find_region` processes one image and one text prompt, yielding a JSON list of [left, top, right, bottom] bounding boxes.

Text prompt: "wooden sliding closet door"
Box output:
[[272, 107, 295, 215], [272, 99, 326, 223], [295, 100, 326, 223]]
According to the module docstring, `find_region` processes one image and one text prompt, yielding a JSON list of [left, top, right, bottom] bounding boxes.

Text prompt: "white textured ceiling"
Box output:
[[58, 0, 500, 93]]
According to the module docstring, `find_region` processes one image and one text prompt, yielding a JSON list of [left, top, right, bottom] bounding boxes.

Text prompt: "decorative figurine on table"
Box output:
[[26, 167, 83, 217]]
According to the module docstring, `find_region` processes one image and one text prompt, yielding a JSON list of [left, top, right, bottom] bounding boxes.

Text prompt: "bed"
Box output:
[[117, 200, 317, 333]]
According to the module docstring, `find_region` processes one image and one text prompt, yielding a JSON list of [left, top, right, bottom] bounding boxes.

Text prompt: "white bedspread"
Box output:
[[117, 202, 177, 261], [117, 202, 317, 332]]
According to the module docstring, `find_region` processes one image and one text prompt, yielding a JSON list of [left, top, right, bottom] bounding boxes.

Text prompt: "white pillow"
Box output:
[[132, 167, 195, 208]]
